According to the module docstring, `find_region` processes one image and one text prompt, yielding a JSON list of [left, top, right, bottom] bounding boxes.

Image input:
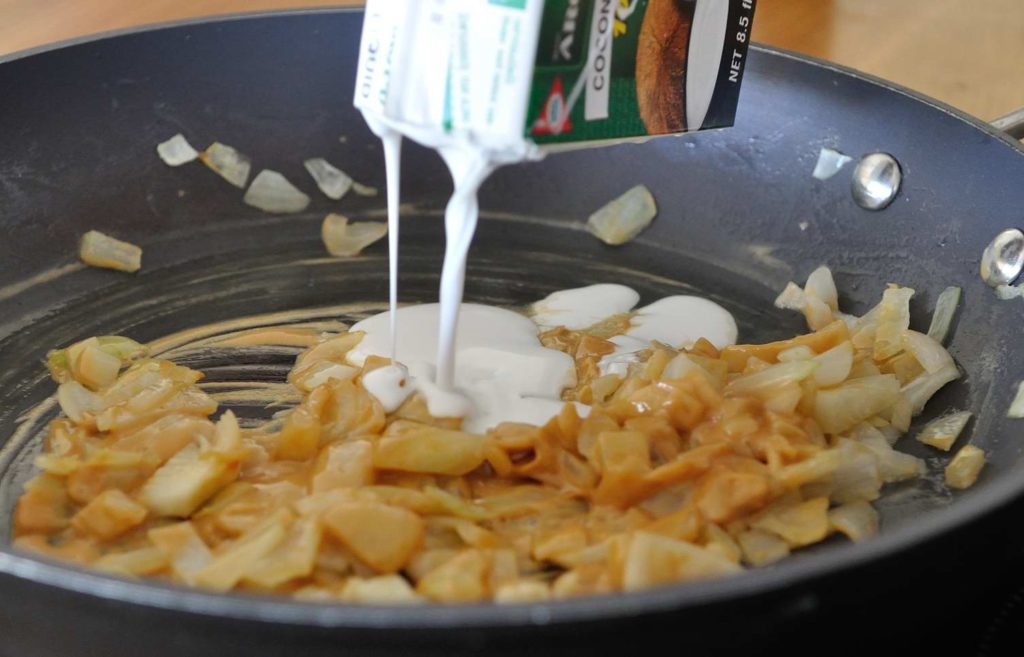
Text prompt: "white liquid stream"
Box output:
[[357, 124, 738, 434]]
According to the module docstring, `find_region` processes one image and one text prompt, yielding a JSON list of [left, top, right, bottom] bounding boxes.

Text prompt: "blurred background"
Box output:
[[1, 0, 1022, 121]]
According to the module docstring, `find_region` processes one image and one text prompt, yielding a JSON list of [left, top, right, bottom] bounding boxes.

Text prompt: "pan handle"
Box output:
[[991, 107, 1024, 140]]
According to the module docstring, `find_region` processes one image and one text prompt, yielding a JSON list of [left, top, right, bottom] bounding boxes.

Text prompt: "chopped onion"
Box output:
[[888, 394, 912, 433], [57, 380, 102, 422], [297, 362, 359, 391], [848, 358, 882, 379], [661, 353, 699, 379], [96, 336, 146, 362], [321, 213, 387, 257], [202, 412, 239, 457], [858, 435, 924, 483], [902, 330, 955, 375], [926, 286, 961, 344], [811, 341, 853, 387], [873, 286, 914, 361], [243, 170, 311, 214], [774, 282, 806, 311], [725, 360, 818, 398], [945, 444, 986, 489], [199, 142, 252, 188], [777, 345, 816, 362], [831, 439, 883, 503], [805, 296, 834, 331], [804, 265, 838, 311], [587, 185, 657, 246], [762, 381, 803, 413], [749, 498, 829, 548], [157, 134, 199, 166], [1008, 381, 1024, 418], [811, 147, 853, 180], [877, 424, 902, 445], [828, 500, 878, 542], [48, 336, 145, 383], [849, 421, 887, 443], [814, 374, 900, 434], [351, 182, 379, 197], [901, 364, 959, 415], [304, 158, 354, 200], [995, 284, 1024, 300], [917, 409, 971, 451], [79, 230, 142, 273], [851, 306, 880, 351], [777, 449, 841, 488], [835, 311, 858, 331], [342, 575, 423, 604], [34, 454, 82, 476], [736, 529, 790, 566], [76, 344, 121, 390]]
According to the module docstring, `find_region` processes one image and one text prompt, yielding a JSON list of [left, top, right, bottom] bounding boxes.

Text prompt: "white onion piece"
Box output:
[[243, 170, 311, 214], [859, 435, 924, 483], [917, 409, 971, 451], [831, 439, 882, 503], [77, 345, 121, 390], [298, 362, 358, 391], [777, 345, 815, 362], [901, 364, 960, 415], [57, 380, 102, 422], [811, 147, 853, 180], [157, 134, 199, 166], [902, 330, 954, 375], [762, 381, 803, 413], [945, 444, 986, 489], [811, 341, 853, 387], [304, 158, 354, 200], [889, 394, 912, 432], [804, 265, 838, 311], [877, 424, 902, 445], [835, 311, 858, 331], [873, 286, 914, 361], [199, 142, 252, 188], [661, 353, 699, 380], [828, 500, 879, 542], [926, 286, 961, 344], [995, 284, 1023, 300], [587, 185, 657, 246], [725, 360, 817, 397], [321, 213, 387, 257], [849, 422, 888, 443], [774, 282, 806, 311], [351, 182, 379, 197], [814, 374, 900, 435], [804, 294, 834, 331], [1007, 381, 1024, 418], [737, 530, 790, 566], [79, 230, 142, 273]]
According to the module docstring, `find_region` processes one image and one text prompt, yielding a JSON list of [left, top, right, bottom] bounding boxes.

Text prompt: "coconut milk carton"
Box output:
[[354, 0, 756, 158]]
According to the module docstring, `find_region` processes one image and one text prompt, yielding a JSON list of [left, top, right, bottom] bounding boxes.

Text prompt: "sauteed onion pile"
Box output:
[[13, 267, 979, 603]]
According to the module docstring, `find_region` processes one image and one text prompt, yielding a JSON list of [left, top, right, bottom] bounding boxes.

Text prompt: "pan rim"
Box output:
[[1, 7, 1023, 632]]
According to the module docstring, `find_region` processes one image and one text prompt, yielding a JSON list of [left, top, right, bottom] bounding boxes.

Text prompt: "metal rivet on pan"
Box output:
[[980, 228, 1024, 287], [851, 152, 902, 210]]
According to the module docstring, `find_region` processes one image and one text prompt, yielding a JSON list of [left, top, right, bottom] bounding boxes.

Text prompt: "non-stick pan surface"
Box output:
[[1, 8, 1023, 657]]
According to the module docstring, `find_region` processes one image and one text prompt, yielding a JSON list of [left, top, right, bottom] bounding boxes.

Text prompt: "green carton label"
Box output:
[[526, 0, 757, 144]]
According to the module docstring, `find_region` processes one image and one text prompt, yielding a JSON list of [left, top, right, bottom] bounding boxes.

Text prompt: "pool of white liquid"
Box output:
[[346, 285, 737, 434]]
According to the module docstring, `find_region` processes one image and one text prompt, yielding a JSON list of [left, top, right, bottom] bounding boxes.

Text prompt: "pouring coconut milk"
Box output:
[[353, 0, 755, 431]]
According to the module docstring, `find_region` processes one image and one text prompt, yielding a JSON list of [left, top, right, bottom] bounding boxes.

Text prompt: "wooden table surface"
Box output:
[[1, 0, 1023, 121]]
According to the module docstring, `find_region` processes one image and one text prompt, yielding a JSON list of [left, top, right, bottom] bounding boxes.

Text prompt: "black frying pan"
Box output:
[[2, 9, 1024, 657]]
